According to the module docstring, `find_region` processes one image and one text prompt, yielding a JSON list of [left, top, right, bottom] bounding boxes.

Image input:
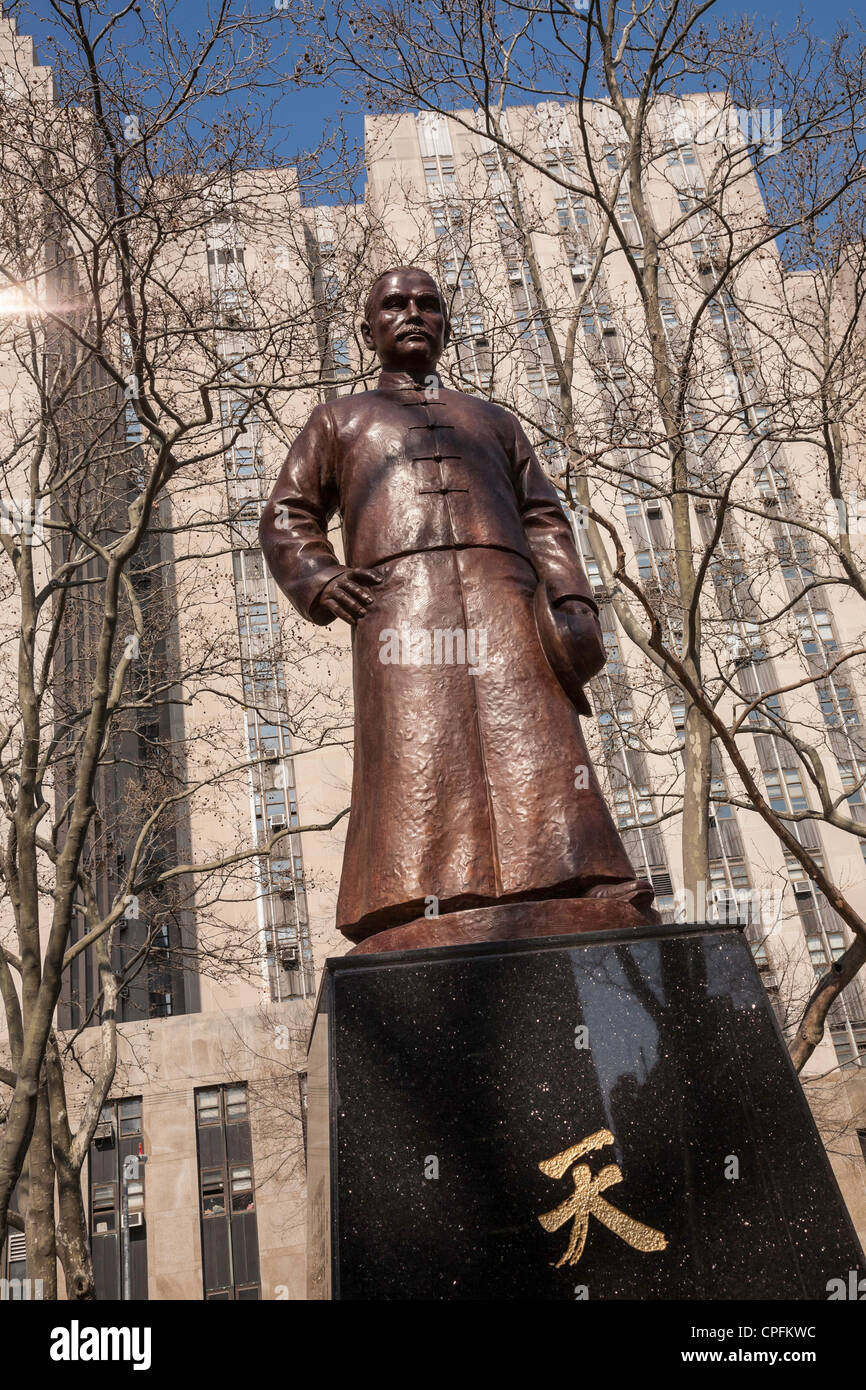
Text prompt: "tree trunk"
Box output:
[[682, 701, 712, 921], [23, 1081, 57, 1299], [55, 1158, 96, 1301], [45, 1037, 97, 1300]]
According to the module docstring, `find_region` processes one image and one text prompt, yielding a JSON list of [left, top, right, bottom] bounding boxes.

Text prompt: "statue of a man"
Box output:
[[260, 266, 652, 944]]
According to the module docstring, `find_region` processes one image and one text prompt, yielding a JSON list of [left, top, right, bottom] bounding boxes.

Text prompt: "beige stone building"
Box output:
[[1, 14, 864, 1298]]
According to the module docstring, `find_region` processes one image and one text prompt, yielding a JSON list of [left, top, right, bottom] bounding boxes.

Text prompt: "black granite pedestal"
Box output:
[[305, 920, 864, 1300]]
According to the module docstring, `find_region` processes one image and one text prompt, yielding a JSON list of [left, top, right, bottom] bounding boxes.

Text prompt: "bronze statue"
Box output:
[[259, 267, 653, 946]]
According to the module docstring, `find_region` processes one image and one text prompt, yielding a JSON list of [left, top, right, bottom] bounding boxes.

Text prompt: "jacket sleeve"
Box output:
[[258, 403, 348, 624], [510, 415, 597, 610]]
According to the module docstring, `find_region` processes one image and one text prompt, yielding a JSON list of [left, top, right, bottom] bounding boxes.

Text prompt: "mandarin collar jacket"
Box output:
[[259, 370, 595, 623]]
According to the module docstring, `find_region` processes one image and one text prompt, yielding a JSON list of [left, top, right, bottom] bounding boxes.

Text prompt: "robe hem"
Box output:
[[339, 872, 645, 944]]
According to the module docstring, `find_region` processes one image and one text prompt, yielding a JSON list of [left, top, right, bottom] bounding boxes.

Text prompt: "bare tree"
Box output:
[[0, 0, 366, 1296]]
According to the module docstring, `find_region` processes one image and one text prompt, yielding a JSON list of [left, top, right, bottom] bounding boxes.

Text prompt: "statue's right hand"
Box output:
[[315, 568, 384, 625]]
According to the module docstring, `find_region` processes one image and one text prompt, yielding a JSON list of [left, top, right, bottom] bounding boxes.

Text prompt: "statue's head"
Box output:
[[361, 266, 449, 373]]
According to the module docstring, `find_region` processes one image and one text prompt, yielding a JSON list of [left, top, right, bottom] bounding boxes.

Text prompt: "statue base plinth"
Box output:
[[305, 918, 863, 1300]]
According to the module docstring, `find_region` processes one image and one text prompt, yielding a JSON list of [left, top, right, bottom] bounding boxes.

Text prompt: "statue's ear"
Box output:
[[360, 318, 375, 352], [442, 314, 451, 348]]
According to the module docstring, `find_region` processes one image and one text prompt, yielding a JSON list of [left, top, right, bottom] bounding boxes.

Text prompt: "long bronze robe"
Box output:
[[259, 370, 636, 942]]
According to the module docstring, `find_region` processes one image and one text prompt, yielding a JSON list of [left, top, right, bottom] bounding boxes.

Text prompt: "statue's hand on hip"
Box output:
[[315, 568, 384, 625], [554, 598, 606, 683]]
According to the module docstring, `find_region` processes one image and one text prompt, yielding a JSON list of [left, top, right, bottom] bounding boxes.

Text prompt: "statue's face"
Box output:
[[361, 269, 448, 372]]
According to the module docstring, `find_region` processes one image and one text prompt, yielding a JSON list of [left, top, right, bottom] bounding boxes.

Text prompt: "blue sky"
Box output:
[[279, 1, 866, 168], [9, 0, 864, 185]]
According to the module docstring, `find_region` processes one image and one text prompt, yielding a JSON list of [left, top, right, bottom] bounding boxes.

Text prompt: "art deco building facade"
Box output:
[[0, 14, 864, 1297]]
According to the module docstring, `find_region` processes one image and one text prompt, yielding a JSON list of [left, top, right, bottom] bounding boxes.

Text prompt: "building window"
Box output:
[[331, 337, 351, 377], [221, 396, 249, 430], [603, 631, 623, 674], [746, 692, 782, 725], [88, 1097, 148, 1300], [249, 721, 280, 758], [750, 937, 769, 968], [784, 850, 821, 898], [202, 1170, 227, 1216], [431, 204, 449, 236], [468, 310, 486, 342], [243, 657, 286, 702], [636, 550, 654, 583], [668, 141, 697, 166], [148, 991, 172, 1018], [253, 786, 298, 837], [239, 601, 278, 638], [225, 1085, 249, 1122], [830, 1024, 866, 1066], [442, 257, 474, 289], [773, 536, 812, 583], [670, 703, 685, 742], [796, 609, 835, 654], [755, 462, 791, 504], [709, 858, 750, 894], [764, 767, 808, 813], [710, 775, 734, 819], [621, 475, 653, 516], [125, 403, 144, 444], [321, 267, 340, 301], [423, 156, 455, 188], [555, 193, 588, 228], [750, 403, 770, 435], [818, 681, 857, 727], [92, 1183, 117, 1234], [230, 1165, 255, 1213], [526, 365, 558, 398], [839, 760, 866, 811], [678, 186, 706, 217], [612, 782, 654, 828], [197, 1089, 221, 1126], [231, 446, 258, 479], [807, 930, 845, 971], [195, 1084, 260, 1300], [235, 498, 262, 530], [516, 306, 547, 342]]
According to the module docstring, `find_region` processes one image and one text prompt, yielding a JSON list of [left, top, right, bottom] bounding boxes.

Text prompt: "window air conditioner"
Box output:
[[8, 1232, 26, 1262], [127, 1212, 144, 1229]]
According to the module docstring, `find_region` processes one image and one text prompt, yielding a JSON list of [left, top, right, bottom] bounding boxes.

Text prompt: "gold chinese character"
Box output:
[[538, 1129, 668, 1268]]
